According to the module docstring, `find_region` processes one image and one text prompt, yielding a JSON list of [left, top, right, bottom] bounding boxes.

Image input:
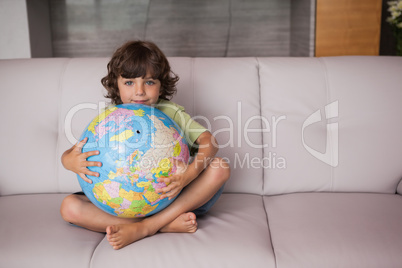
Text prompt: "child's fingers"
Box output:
[[162, 188, 180, 200], [78, 137, 88, 147], [157, 175, 175, 184], [157, 183, 174, 195], [82, 166, 100, 178], [79, 173, 93, 184], [155, 182, 170, 194], [83, 150, 100, 158], [158, 177, 170, 184], [167, 192, 179, 200], [85, 160, 102, 168], [75, 137, 88, 149]]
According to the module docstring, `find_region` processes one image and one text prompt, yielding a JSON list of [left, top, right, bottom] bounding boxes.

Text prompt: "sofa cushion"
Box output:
[[90, 194, 276, 268], [0, 59, 69, 195], [264, 192, 402, 267], [0, 194, 104, 268], [325, 57, 402, 193], [259, 57, 332, 195], [260, 57, 402, 195], [188, 58, 264, 194], [57, 58, 111, 193]]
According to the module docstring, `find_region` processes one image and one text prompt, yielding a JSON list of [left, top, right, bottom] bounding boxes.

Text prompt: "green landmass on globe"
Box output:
[[78, 103, 190, 218]]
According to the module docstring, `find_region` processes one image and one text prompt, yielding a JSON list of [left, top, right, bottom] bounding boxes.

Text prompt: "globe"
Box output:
[[78, 103, 190, 218]]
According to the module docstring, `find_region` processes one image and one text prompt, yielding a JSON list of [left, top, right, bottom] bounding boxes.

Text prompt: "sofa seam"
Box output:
[[55, 58, 72, 193], [256, 57, 264, 196], [89, 236, 103, 268], [262, 195, 278, 268], [318, 57, 334, 192], [90, 239, 103, 268], [257, 57, 277, 266]]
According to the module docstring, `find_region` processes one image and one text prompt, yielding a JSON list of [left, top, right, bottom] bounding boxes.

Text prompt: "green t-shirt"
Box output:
[[156, 99, 207, 155]]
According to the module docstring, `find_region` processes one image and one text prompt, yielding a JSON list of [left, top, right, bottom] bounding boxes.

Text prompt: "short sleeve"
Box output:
[[172, 108, 207, 147]]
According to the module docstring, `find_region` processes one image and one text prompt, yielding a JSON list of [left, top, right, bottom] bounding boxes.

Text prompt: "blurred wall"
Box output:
[[0, 0, 31, 59], [0, 0, 52, 59], [0, 0, 317, 58], [27, 0, 53, 58], [50, 0, 298, 57], [290, 0, 315, 57]]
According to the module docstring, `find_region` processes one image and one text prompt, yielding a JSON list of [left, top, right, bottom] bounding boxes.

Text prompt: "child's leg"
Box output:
[[61, 194, 199, 234], [106, 157, 230, 249], [60, 194, 137, 232]]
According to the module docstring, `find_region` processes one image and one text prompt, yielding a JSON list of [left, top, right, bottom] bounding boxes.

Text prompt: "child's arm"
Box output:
[[61, 137, 102, 184], [156, 131, 218, 199]]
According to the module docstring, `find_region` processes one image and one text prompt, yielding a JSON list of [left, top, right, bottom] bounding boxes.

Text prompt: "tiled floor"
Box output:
[[50, 0, 312, 57]]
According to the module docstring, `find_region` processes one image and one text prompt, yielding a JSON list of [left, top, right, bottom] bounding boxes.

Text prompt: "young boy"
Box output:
[[60, 40, 230, 250]]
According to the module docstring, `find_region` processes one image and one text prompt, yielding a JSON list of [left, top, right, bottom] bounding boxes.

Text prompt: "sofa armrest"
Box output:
[[397, 178, 402, 195]]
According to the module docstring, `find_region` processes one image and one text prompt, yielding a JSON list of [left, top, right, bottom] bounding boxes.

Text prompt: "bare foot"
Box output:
[[159, 212, 197, 233], [106, 212, 197, 250], [106, 222, 151, 250]]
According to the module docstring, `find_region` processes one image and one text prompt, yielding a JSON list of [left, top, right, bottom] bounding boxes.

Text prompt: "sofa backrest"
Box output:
[[0, 57, 401, 196], [259, 57, 402, 195]]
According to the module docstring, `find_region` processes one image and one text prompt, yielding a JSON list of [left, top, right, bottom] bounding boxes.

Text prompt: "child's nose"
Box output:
[[135, 84, 145, 96]]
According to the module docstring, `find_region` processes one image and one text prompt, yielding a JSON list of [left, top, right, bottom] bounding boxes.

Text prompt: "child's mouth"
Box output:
[[132, 100, 148, 104]]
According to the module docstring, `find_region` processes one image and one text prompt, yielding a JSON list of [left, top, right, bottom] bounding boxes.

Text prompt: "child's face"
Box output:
[[117, 73, 161, 106]]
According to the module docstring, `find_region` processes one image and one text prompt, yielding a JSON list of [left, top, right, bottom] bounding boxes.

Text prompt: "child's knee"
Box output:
[[209, 157, 230, 183], [60, 195, 81, 223]]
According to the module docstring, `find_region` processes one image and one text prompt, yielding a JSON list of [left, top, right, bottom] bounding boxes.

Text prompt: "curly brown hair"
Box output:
[[101, 40, 179, 105]]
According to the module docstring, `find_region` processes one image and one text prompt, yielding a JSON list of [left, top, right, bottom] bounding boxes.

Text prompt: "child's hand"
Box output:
[[156, 160, 189, 200], [61, 137, 102, 184], [156, 173, 186, 200]]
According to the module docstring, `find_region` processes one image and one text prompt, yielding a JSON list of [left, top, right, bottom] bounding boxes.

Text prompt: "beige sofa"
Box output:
[[1, 56, 402, 268]]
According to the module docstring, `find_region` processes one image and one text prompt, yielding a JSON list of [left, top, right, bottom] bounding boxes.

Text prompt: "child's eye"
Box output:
[[145, 81, 155, 86], [125, 81, 133, 86]]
